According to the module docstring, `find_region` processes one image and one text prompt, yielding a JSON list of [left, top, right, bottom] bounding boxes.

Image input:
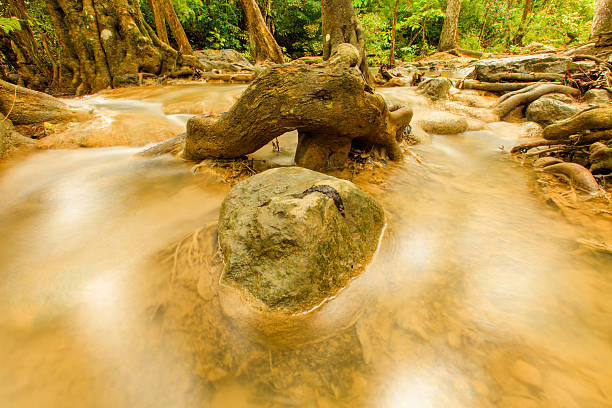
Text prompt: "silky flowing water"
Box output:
[[0, 84, 611, 407]]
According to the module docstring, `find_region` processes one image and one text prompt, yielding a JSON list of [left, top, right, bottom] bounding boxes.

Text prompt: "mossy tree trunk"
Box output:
[[158, 0, 193, 54], [438, 0, 463, 51], [148, 0, 169, 45], [239, 0, 284, 64], [389, 0, 400, 66], [44, 0, 196, 94], [321, 0, 374, 85]]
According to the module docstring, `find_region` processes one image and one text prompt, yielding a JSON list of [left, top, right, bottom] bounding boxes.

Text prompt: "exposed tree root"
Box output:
[[493, 84, 581, 118], [543, 107, 612, 140], [185, 43, 412, 171], [540, 162, 600, 194]]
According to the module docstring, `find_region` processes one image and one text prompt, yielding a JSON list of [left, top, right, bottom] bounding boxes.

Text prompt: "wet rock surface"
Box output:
[[414, 111, 469, 134], [218, 167, 385, 313]]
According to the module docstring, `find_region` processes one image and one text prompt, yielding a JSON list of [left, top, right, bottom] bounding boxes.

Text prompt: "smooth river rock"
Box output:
[[218, 167, 385, 314], [526, 94, 581, 127]]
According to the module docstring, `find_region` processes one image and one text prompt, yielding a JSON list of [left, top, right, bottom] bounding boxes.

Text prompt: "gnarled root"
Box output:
[[540, 162, 600, 195], [184, 43, 412, 171], [543, 107, 612, 140], [493, 84, 581, 119]]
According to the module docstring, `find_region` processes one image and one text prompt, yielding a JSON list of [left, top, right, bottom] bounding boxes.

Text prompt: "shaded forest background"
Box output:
[[0, 0, 598, 84]]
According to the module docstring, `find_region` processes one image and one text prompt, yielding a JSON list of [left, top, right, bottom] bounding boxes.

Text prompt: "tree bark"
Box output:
[[239, 0, 284, 64], [184, 44, 412, 171], [438, 0, 463, 51], [591, 0, 612, 39], [543, 107, 612, 140], [389, 0, 401, 66], [321, 0, 374, 85], [149, 0, 169, 45], [44, 0, 197, 94], [158, 0, 193, 54]]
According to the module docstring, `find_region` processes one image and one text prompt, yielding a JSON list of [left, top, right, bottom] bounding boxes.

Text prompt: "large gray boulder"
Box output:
[[196, 49, 254, 72], [472, 54, 588, 82], [526, 94, 581, 126], [218, 167, 385, 314]]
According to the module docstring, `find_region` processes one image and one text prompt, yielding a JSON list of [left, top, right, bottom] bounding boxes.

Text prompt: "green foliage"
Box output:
[[140, 0, 247, 50], [0, 16, 20, 34], [355, 0, 445, 63], [270, 0, 321, 58]]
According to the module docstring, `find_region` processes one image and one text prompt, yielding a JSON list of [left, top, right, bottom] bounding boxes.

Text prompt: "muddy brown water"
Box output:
[[1, 84, 611, 407]]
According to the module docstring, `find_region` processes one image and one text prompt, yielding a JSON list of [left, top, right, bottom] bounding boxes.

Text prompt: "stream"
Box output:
[[0, 84, 611, 407]]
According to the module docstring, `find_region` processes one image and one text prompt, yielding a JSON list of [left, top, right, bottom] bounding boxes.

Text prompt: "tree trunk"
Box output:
[[159, 0, 193, 54], [185, 44, 412, 171], [512, 0, 533, 45], [502, 0, 516, 49], [591, 0, 612, 39], [321, 0, 374, 85], [478, 0, 492, 47], [438, 0, 463, 51], [149, 0, 169, 45], [239, 0, 284, 64], [44, 0, 196, 94], [389, 0, 401, 66], [0, 0, 52, 90]]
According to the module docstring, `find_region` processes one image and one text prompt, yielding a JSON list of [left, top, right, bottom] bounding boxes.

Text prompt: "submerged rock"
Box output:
[[217, 167, 385, 314], [414, 112, 468, 134], [526, 94, 581, 126]]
